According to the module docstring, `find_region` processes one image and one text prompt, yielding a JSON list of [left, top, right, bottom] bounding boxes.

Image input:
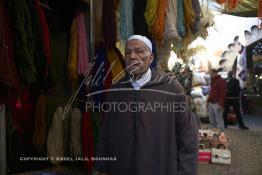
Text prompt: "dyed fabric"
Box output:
[[107, 48, 125, 83], [13, 88, 35, 138], [82, 111, 94, 172], [183, 0, 195, 34], [91, 112, 101, 151], [119, 0, 134, 41], [177, 0, 185, 37], [144, 0, 158, 30], [35, 0, 51, 65], [102, 0, 116, 48], [47, 106, 64, 165], [0, 0, 19, 90], [11, 0, 37, 85], [70, 108, 82, 157], [151, 0, 168, 41], [32, 94, 47, 151], [76, 9, 89, 76], [28, 0, 48, 78], [68, 18, 78, 90], [133, 0, 148, 36], [164, 0, 179, 41], [191, 0, 201, 34], [91, 42, 109, 107]]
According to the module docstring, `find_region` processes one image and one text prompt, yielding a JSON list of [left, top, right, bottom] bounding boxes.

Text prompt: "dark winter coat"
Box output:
[[94, 70, 198, 175]]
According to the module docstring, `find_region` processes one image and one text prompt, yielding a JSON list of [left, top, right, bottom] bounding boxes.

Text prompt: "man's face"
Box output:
[[124, 39, 153, 76]]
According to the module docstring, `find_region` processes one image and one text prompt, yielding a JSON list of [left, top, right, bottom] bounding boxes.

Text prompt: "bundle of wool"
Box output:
[[70, 108, 83, 158], [47, 106, 64, 165]]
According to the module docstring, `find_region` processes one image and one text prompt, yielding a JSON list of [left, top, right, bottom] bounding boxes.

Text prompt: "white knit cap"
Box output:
[[127, 35, 152, 52]]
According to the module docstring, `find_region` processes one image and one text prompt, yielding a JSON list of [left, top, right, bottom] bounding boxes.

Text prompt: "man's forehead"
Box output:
[[125, 40, 148, 49]]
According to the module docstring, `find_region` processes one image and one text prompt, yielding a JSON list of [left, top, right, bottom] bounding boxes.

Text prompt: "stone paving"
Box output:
[[198, 111, 262, 175]]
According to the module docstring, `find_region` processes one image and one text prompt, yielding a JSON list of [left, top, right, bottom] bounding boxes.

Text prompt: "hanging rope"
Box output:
[[119, 0, 134, 41], [144, 0, 158, 31]]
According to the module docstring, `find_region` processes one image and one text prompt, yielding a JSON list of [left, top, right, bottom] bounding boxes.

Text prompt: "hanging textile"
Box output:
[[164, 0, 179, 41], [12, 88, 35, 139], [191, 0, 201, 34], [91, 42, 111, 107], [182, 0, 195, 48], [0, 0, 20, 90], [68, 18, 78, 90], [91, 112, 101, 151], [47, 106, 64, 165], [151, 0, 168, 41], [102, 0, 117, 48], [133, 0, 148, 36], [144, 0, 158, 31], [94, 0, 103, 43], [177, 0, 186, 37], [35, 0, 51, 65], [228, 0, 239, 10], [259, 0, 262, 19], [32, 94, 47, 151], [82, 111, 94, 172], [107, 48, 125, 83], [12, 0, 37, 85], [70, 108, 82, 158], [119, 0, 134, 41], [76, 9, 90, 76], [28, 0, 48, 79]]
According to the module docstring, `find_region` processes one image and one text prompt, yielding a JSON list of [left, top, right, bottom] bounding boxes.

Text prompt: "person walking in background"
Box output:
[[207, 69, 226, 131], [223, 71, 249, 129]]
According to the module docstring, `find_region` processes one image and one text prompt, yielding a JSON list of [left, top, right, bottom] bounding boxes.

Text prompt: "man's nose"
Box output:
[[129, 51, 138, 60]]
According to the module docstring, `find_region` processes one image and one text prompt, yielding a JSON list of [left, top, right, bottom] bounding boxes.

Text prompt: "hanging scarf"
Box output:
[[68, 18, 78, 90], [0, 0, 20, 90], [164, 0, 179, 41], [144, 0, 158, 31], [35, 0, 51, 65], [151, 0, 168, 41], [76, 9, 89, 76], [119, 0, 134, 41], [32, 94, 47, 151], [228, 0, 238, 10], [12, 0, 37, 85], [177, 0, 185, 37], [82, 111, 94, 172], [183, 0, 195, 35], [102, 0, 117, 48]]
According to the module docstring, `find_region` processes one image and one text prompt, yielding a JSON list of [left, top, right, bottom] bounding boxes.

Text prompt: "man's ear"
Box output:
[[149, 53, 154, 64]]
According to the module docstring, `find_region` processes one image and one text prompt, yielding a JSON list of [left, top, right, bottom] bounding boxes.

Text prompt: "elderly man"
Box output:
[[94, 35, 198, 175]]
